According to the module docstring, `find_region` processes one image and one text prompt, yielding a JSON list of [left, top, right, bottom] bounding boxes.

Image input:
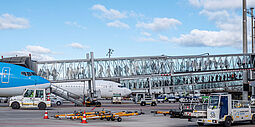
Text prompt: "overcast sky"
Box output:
[[1, 0, 255, 61]]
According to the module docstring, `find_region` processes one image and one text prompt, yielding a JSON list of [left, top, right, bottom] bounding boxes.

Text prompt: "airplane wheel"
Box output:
[[38, 102, 46, 110], [11, 102, 20, 109], [117, 117, 122, 122]]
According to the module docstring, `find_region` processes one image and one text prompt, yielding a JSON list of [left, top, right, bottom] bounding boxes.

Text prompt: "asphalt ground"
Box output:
[[0, 102, 254, 127]]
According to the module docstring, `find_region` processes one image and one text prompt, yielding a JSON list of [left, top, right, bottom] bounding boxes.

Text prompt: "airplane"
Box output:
[[0, 62, 132, 99], [53, 80, 132, 98], [0, 62, 51, 97]]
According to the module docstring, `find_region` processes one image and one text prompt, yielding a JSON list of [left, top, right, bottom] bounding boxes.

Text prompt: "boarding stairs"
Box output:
[[51, 84, 84, 106]]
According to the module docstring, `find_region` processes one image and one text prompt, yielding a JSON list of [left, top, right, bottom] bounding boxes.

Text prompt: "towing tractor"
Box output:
[[196, 93, 255, 127], [9, 89, 51, 110]]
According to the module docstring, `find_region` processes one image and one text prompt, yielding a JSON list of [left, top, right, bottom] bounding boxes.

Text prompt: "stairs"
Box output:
[[51, 84, 83, 106]]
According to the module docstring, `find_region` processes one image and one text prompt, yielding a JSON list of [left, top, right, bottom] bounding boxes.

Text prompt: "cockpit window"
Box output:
[[118, 85, 125, 88], [21, 72, 27, 76], [21, 72, 38, 76], [27, 72, 32, 76], [31, 72, 37, 76]]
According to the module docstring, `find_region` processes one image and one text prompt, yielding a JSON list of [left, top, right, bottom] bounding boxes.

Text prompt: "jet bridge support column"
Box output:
[[86, 53, 92, 98], [90, 52, 96, 98], [147, 77, 152, 97]]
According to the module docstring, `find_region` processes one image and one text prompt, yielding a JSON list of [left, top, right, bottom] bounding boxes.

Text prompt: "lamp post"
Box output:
[[243, 0, 248, 100]]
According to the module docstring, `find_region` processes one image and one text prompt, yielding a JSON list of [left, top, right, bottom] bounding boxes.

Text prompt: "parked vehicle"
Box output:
[[9, 89, 51, 110], [0, 97, 8, 103], [112, 93, 122, 104], [168, 96, 177, 103], [140, 96, 157, 106], [51, 96, 63, 106], [196, 93, 255, 127], [157, 94, 167, 103]]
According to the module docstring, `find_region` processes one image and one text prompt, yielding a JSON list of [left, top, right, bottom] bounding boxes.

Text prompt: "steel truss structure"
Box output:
[[36, 53, 255, 92]]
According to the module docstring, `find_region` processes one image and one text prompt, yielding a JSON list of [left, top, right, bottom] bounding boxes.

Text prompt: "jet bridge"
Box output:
[[36, 53, 255, 82], [35, 53, 255, 96]]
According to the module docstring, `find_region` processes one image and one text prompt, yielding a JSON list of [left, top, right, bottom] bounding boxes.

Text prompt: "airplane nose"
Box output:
[[125, 89, 132, 96]]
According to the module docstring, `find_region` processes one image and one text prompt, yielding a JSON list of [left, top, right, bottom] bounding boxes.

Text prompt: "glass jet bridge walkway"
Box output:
[[36, 53, 255, 92]]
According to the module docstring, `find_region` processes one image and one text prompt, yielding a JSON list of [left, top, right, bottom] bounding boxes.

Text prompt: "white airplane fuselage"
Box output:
[[53, 80, 132, 98]]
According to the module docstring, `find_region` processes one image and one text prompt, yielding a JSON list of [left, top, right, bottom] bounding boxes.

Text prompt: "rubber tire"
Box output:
[[56, 101, 62, 106], [251, 115, 255, 124], [96, 102, 101, 107], [111, 118, 115, 121], [151, 102, 157, 106], [117, 117, 122, 122], [38, 102, 46, 110], [197, 122, 204, 126], [106, 117, 111, 121], [140, 102, 146, 106], [11, 102, 20, 109], [224, 116, 232, 127]]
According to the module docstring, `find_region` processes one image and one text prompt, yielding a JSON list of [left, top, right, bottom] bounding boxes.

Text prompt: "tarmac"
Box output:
[[0, 102, 254, 127]]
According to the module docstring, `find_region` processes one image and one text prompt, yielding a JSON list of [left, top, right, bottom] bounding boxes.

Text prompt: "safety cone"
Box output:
[[81, 110, 87, 123], [43, 110, 49, 119]]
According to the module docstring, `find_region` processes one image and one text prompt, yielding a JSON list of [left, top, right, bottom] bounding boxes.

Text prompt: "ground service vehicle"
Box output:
[[50, 96, 63, 106], [251, 95, 255, 105], [197, 94, 255, 127], [9, 89, 51, 110], [85, 98, 101, 107], [140, 96, 157, 106], [157, 94, 167, 103], [112, 93, 122, 104], [168, 96, 177, 103]]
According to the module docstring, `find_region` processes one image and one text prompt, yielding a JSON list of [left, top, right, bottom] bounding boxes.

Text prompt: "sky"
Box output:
[[1, 0, 255, 61]]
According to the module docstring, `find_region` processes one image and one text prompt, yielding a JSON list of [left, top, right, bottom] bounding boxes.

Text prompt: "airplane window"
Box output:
[[31, 72, 37, 76], [21, 72, 27, 76], [26, 72, 32, 76]]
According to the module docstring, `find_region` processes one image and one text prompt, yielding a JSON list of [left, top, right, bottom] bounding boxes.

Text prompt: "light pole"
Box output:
[[243, 0, 248, 100], [248, 8, 254, 53], [106, 49, 114, 58]]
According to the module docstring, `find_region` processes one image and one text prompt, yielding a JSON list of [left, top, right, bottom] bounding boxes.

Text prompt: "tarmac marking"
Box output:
[[0, 123, 122, 127]]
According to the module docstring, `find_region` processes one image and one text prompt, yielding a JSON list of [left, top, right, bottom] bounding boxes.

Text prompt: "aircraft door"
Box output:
[[220, 96, 228, 119], [1, 67, 10, 83]]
